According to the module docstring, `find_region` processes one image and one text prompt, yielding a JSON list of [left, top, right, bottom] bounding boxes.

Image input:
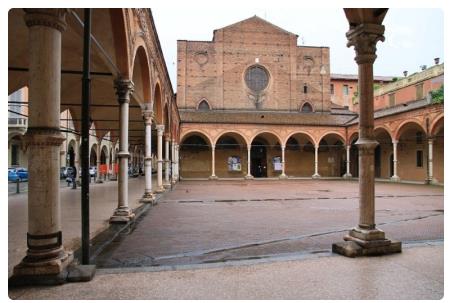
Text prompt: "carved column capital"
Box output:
[[346, 23, 385, 64], [156, 124, 165, 135], [23, 8, 69, 32], [142, 109, 153, 125], [114, 78, 134, 104]]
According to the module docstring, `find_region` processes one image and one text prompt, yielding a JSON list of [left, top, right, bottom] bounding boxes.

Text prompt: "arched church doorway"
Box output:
[[251, 140, 267, 178]]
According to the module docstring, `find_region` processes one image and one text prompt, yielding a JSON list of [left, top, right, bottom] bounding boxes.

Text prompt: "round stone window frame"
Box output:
[[244, 64, 270, 93]]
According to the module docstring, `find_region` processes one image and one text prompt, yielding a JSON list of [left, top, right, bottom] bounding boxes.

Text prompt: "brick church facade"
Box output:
[[177, 16, 444, 184]]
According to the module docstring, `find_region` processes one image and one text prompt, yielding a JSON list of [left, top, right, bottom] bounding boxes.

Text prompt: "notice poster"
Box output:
[[273, 156, 282, 171], [228, 156, 241, 171]]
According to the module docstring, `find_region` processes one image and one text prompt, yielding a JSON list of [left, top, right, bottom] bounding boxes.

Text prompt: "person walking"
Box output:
[[71, 166, 77, 189]]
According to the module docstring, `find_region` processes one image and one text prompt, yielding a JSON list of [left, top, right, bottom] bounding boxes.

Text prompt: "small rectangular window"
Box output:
[[416, 150, 423, 167], [416, 132, 423, 144], [389, 93, 395, 107], [343, 85, 349, 96], [330, 84, 334, 95], [303, 84, 308, 94], [416, 83, 424, 100]]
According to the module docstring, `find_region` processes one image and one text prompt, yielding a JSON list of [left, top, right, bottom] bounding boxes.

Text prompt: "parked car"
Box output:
[[89, 166, 96, 177], [8, 168, 19, 182], [60, 167, 66, 179], [15, 167, 28, 181]]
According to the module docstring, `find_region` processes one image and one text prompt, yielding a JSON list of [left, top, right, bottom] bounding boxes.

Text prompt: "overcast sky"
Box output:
[[152, 8, 444, 92]]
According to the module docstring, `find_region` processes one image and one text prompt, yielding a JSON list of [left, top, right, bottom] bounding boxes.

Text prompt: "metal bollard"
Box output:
[[16, 179, 20, 194]]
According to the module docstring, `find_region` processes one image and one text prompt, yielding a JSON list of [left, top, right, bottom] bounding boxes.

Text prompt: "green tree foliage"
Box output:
[[430, 85, 444, 104]]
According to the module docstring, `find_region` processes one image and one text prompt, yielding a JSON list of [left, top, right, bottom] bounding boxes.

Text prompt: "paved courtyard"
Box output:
[[94, 179, 443, 268], [8, 179, 444, 299]]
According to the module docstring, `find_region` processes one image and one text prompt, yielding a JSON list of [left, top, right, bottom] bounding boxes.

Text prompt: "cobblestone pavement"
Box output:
[[8, 242, 443, 299], [93, 180, 443, 268]]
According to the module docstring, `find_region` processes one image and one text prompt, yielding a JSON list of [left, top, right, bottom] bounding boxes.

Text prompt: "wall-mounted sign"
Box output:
[[273, 156, 282, 171], [228, 156, 241, 171]]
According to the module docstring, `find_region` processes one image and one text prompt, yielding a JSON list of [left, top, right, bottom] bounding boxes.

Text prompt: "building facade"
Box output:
[[177, 16, 444, 184]]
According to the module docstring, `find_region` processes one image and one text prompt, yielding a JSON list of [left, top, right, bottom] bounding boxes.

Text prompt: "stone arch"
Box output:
[[131, 45, 151, 105], [374, 127, 393, 179], [214, 130, 249, 146], [90, 143, 98, 167], [374, 125, 393, 141], [180, 131, 212, 178], [197, 99, 211, 110], [250, 130, 282, 147], [109, 9, 131, 78], [153, 81, 163, 124], [430, 114, 444, 137], [284, 131, 316, 177], [300, 102, 314, 113], [180, 130, 213, 147], [283, 130, 316, 147], [214, 131, 248, 178], [317, 131, 346, 146], [394, 119, 426, 141]]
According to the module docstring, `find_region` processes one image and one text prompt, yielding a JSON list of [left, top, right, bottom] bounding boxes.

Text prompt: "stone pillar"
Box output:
[[332, 22, 401, 257], [140, 109, 155, 203], [312, 144, 320, 178], [245, 145, 253, 179], [155, 125, 165, 192], [427, 138, 434, 184], [109, 79, 135, 223], [343, 145, 352, 178], [209, 144, 218, 179], [110, 147, 117, 181], [11, 9, 73, 284], [75, 136, 81, 183], [174, 143, 180, 181], [279, 145, 287, 179], [163, 137, 171, 188], [171, 139, 177, 185], [390, 140, 400, 181], [95, 142, 102, 183]]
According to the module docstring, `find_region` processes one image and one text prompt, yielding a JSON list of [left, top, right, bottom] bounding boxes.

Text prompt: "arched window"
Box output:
[[198, 100, 210, 111], [301, 102, 313, 113], [303, 83, 308, 94]]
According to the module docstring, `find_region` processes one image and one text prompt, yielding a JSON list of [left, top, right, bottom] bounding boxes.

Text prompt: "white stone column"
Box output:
[[110, 147, 117, 181], [75, 136, 81, 183], [95, 142, 102, 183], [140, 109, 155, 203], [279, 145, 287, 179], [163, 137, 171, 188], [427, 138, 434, 184], [110, 79, 135, 223], [343, 145, 352, 178], [209, 144, 218, 179], [312, 144, 320, 178], [245, 145, 253, 179], [174, 143, 180, 181], [171, 139, 177, 184], [155, 125, 165, 192], [12, 9, 73, 282], [391, 139, 400, 181]]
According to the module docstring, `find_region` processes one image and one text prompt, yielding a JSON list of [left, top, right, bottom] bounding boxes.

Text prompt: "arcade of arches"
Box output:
[[7, 8, 444, 285]]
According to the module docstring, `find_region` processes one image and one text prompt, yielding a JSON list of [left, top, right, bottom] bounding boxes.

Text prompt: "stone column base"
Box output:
[[209, 175, 218, 180], [171, 179, 177, 185], [109, 207, 135, 224], [10, 250, 74, 286], [155, 186, 165, 193], [332, 227, 401, 257], [279, 174, 288, 179], [109, 176, 117, 181], [163, 183, 171, 189], [312, 173, 321, 179], [342, 173, 352, 179], [95, 179, 103, 184], [245, 175, 254, 180], [140, 192, 155, 204], [390, 175, 400, 182]]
